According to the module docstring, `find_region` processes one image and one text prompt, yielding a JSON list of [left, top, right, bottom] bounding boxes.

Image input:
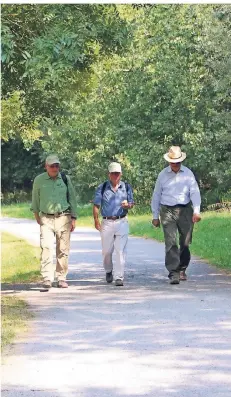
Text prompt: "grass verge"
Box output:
[[1, 296, 34, 351], [190, 211, 231, 270], [1, 233, 40, 351], [1, 233, 41, 283], [1, 202, 34, 219]]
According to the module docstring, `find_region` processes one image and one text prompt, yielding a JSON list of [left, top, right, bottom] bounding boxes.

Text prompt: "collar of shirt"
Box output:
[[167, 165, 184, 173], [45, 172, 62, 180], [108, 181, 123, 190]]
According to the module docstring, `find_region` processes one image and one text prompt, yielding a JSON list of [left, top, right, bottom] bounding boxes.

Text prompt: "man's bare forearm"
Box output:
[[93, 205, 101, 231], [93, 205, 100, 220]]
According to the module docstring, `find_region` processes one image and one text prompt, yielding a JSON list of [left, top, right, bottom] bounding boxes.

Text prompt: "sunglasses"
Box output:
[[49, 163, 60, 168]]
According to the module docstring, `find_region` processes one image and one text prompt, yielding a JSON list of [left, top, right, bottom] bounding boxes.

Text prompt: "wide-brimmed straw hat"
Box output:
[[163, 146, 186, 163]]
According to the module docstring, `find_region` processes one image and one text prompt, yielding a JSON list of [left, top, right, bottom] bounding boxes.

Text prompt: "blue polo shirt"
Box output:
[[93, 181, 134, 217]]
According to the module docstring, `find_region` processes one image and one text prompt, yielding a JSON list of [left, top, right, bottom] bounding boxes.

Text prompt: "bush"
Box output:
[[1, 190, 31, 205]]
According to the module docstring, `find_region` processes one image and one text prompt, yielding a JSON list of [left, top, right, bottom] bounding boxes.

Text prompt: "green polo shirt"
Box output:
[[31, 172, 77, 218]]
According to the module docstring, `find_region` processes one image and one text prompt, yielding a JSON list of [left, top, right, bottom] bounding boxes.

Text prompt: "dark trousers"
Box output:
[[160, 203, 193, 275]]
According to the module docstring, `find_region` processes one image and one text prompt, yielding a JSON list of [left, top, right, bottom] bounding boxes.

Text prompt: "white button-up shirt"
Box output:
[[151, 165, 201, 219]]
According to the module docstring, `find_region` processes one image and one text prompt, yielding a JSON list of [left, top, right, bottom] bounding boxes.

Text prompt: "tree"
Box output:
[[1, 4, 131, 144], [2, 5, 231, 205]]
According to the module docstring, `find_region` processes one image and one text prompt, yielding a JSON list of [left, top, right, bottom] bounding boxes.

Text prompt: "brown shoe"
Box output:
[[40, 280, 52, 292], [57, 280, 68, 288], [42, 280, 52, 289], [180, 271, 187, 281]]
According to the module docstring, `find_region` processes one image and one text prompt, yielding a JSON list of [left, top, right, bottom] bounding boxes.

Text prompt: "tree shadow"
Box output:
[[1, 223, 231, 396]]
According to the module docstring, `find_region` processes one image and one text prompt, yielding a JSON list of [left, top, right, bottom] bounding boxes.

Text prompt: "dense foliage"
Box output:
[[1, 4, 231, 206]]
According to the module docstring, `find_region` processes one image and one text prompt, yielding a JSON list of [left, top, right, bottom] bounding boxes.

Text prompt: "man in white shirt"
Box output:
[[151, 146, 201, 284]]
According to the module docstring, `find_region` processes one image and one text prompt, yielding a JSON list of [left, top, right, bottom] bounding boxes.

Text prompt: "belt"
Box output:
[[161, 203, 190, 208], [42, 211, 70, 217], [103, 214, 126, 220]]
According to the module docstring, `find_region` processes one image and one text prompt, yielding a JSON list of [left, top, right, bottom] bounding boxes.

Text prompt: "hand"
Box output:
[[121, 200, 129, 209], [152, 219, 160, 228], [192, 214, 201, 223], [70, 219, 76, 232], [35, 217, 41, 225], [94, 219, 101, 231], [121, 203, 130, 209], [34, 212, 41, 225], [121, 200, 133, 209]]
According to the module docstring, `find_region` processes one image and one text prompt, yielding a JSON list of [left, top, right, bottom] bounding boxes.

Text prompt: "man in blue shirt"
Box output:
[[93, 162, 134, 286], [151, 146, 201, 284]]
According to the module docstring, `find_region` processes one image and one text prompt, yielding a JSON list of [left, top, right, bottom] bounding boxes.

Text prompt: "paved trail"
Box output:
[[1, 217, 231, 397]]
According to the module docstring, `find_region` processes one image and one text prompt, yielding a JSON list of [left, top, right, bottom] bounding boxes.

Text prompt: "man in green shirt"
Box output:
[[31, 154, 77, 289]]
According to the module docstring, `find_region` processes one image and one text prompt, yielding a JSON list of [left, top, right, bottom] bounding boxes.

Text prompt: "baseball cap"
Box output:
[[46, 154, 60, 165], [108, 162, 122, 173]]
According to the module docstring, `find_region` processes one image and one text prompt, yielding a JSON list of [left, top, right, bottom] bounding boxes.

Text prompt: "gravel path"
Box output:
[[1, 217, 231, 397]]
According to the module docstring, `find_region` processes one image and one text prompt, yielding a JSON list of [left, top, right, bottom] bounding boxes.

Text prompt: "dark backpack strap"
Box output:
[[60, 171, 67, 186], [125, 182, 129, 195], [60, 171, 69, 202], [101, 181, 108, 196]]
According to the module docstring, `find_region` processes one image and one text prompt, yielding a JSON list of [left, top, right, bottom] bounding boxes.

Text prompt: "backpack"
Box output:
[[60, 171, 69, 203]]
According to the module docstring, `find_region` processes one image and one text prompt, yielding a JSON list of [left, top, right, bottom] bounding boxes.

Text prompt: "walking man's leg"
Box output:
[[114, 218, 129, 286], [55, 214, 72, 288], [101, 220, 115, 282], [40, 215, 55, 286], [160, 206, 180, 283], [177, 205, 193, 280]]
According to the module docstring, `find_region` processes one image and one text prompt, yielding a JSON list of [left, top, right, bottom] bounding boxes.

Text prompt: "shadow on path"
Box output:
[[1, 220, 231, 397]]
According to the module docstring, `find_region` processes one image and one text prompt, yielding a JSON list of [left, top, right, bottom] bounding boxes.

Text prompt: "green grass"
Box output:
[[1, 202, 34, 219], [129, 214, 165, 242], [1, 233, 40, 351], [130, 211, 231, 270], [1, 233, 41, 283], [1, 296, 34, 351], [2, 203, 231, 270], [190, 211, 231, 270]]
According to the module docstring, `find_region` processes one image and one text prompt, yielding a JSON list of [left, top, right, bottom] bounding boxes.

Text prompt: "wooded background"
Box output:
[[2, 4, 231, 207]]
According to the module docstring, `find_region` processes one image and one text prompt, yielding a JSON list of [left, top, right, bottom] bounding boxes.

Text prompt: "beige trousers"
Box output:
[[40, 214, 72, 282], [100, 217, 129, 280]]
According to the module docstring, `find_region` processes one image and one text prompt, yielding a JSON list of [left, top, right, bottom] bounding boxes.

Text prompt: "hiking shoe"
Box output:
[[106, 271, 113, 283], [57, 280, 68, 288], [169, 274, 180, 285], [42, 280, 52, 289], [180, 270, 187, 281], [115, 279, 124, 286]]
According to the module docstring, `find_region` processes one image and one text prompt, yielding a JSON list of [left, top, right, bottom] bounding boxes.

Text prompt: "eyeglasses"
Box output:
[[49, 163, 60, 168], [110, 172, 121, 176]]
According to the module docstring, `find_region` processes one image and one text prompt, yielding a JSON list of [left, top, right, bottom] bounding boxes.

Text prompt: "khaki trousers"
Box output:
[[40, 214, 72, 282], [160, 204, 193, 276], [100, 217, 129, 280]]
